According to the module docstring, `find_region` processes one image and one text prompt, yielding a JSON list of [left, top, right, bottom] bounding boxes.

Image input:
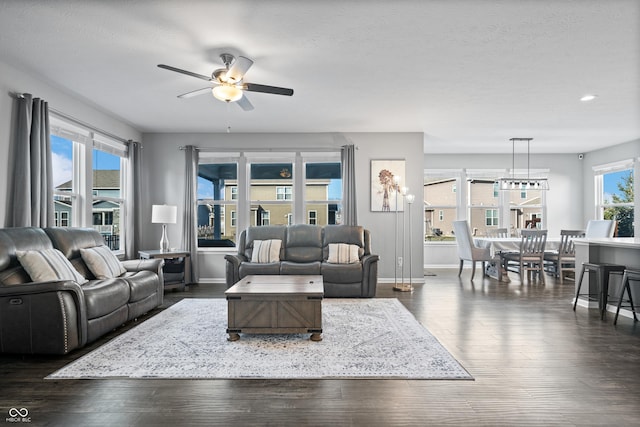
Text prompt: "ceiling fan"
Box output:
[[157, 53, 294, 111]]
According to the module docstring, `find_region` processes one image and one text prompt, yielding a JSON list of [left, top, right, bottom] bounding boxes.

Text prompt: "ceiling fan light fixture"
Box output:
[[212, 85, 243, 102]]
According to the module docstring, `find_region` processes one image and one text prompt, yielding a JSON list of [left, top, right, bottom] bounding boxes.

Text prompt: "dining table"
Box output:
[[473, 236, 561, 281]]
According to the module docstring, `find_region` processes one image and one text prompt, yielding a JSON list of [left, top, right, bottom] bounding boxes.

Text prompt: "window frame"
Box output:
[[50, 115, 129, 255], [594, 159, 636, 237], [424, 168, 548, 242]]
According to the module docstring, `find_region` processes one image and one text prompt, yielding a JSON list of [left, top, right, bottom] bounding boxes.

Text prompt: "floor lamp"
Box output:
[[394, 186, 413, 292], [393, 176, 401, 290]]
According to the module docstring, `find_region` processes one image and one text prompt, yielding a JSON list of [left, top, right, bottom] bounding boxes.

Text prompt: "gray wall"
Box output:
[[142, 132, 425, 283], [0, 59, 141, 227]]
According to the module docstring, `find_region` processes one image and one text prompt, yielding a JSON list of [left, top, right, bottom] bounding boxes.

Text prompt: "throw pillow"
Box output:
[[251, 239, 282, 263], [80, 245, 127, 279], [327, 243, 360, 264], [16, 248, 88, 284]]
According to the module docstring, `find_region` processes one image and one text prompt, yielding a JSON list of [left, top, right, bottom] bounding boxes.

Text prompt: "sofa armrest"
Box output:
[[121, 258, 164, 275], [225, 254, 248, 287], [0, 280, 88, 353], [360, 254, 380, 298]]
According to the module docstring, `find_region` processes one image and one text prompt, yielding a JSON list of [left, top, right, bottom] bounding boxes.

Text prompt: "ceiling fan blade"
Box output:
[[226, 56, 254, 83], [244, 83, 294, 96], [236, 94, 254, 111], [177, 87, 213, 99], [157, 64, 212, 81]]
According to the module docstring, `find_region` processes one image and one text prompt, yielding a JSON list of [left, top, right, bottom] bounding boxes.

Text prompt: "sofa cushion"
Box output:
[[122, 270, 159, 303], [0, 228, 53, 272], [285, 224, 323, 262], [280, 261, 321, 275], [16, 248, 88, 284], [239, 262, 281, 277], [81, 278, 130, 319], [321, 261, 363, 283], [244, 226, 286, 260], [80, 245, 126, 279], [251, 239, 282, 263], [323, 225, 365, 260], [327, 243, 360, 264]]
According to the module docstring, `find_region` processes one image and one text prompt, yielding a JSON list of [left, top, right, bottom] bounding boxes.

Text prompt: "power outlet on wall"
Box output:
[[397, 257, 403, 267]]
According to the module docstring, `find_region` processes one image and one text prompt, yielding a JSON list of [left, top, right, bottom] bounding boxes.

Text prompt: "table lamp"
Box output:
[[151, 204, 177, 252]]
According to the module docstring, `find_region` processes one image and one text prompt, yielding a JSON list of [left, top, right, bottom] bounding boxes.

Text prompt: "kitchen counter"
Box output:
[[574, 237, 640, 317]]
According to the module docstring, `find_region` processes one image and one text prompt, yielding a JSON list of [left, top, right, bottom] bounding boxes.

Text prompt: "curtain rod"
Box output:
[[178, 146, 351, 152], [14, 92, 135, 145]]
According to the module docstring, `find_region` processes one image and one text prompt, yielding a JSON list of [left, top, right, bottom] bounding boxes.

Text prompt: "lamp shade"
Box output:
[[151, 204, 177, 224], [212, 85, 243, 102]]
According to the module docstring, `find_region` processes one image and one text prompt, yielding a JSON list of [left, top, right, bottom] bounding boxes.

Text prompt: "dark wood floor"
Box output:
[[2, 269, 640, 426]]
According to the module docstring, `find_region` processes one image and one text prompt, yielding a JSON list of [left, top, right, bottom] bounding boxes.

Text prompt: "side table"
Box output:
[[139, 249, 191, 291]]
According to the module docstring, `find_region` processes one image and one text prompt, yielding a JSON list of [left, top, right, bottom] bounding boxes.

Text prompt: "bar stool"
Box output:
[[613, 268, 640, 325], [573, 262, 626, 319]]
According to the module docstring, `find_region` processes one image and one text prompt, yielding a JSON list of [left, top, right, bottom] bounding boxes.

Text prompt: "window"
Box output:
[[197, 158, 238, 246], [595, 160, 635, 237], [261, 210, 271, 225], [55, 210, 69, 227], [250, 162, 293, 227], [197, 151, 342, 247], [424, 168, 548, 241], [91, 140, 125, 251], [424, 172, 459, 240], [485, 209, 499, 226], [308, 210, 317, 225], [276, 186, 293, 200], [468, 173, 501, 237], [50, 116, 129, 253], [305, 159, 342, 226]]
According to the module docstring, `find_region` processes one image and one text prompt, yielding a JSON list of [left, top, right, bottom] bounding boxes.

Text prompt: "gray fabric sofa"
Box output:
[[0, 227, 164, 354], [225, 224, 379, 297]]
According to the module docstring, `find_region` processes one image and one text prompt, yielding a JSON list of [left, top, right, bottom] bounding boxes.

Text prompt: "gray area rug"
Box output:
[[47, 298, 472, 380]]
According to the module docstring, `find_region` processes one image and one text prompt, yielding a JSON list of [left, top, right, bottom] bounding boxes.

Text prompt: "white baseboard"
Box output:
[[378, 277, 426, 285], [196, 278, 226, 284], [572, 298, 635, 320]]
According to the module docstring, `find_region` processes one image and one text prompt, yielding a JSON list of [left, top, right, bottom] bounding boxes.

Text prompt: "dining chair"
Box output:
[[486, 228, 509, 238], [585, 220, 616, 238], [452, 220, 493, 280], [543, 229, 585, 283], [501, 229, 548, 283]]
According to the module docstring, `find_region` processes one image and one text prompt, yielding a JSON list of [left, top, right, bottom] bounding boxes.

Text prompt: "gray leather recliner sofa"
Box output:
[[0, 227, 164, 354], [225, 224, 379, 297]]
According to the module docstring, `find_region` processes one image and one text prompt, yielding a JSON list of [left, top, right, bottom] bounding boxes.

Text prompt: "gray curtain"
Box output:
[[7, 94, 53, 227], [341, 144, 358, 225], [182, 145, 199, 283], [125, 140, 142, 259]]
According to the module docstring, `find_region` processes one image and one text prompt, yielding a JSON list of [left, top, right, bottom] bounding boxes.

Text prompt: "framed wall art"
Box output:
[[371, 159, 405, 212]]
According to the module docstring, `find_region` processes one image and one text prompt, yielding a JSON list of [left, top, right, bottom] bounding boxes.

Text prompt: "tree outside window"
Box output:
[[603, 169, 634, 237]]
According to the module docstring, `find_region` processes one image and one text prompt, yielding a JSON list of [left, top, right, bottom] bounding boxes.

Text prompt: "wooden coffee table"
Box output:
[[225, 275, 324, 342]]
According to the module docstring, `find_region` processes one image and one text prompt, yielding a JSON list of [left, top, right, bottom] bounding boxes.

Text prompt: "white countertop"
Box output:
[[574, 237, 640, 249]]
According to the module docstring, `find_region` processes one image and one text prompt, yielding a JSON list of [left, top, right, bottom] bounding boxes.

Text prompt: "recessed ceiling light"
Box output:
[[580, 94, 598, 102]]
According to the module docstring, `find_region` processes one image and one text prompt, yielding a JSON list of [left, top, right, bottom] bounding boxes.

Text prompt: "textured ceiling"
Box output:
[[0, 0, 638, 153]]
